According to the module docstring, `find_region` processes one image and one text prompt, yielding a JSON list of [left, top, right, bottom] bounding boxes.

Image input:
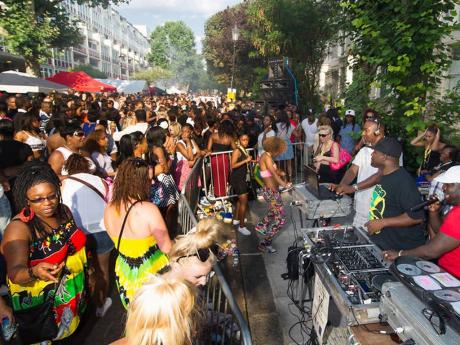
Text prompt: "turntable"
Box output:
[[390, 256, 460, 334]]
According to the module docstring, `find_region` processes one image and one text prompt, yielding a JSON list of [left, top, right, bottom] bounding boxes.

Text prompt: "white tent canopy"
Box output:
[[166, 86, 186, 95], [96, 79, 149, 94], [0, 70, 68, 93]]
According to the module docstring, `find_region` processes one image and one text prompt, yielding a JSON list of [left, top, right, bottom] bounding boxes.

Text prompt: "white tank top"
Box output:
[[23, 132, 46, 152], [176, 139, 198, 161], [56, 146, 96, 175]]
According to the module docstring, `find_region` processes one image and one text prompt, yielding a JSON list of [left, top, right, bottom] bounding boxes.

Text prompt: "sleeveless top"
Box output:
[[56, 146, 96, 175], [230, 147, 248, 182], [176, 139, 198, 161], [8, 214, 87, 341], [23, 131, 46, 152], [111, 234, 169, 309], [212, 142, 231, 153]]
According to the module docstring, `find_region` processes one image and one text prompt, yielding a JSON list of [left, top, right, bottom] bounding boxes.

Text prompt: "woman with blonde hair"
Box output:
[[162, 218, 228, 286], [313, 125, 341, 183], [255, 136, 291, 253], [111, 276, 198, 345]]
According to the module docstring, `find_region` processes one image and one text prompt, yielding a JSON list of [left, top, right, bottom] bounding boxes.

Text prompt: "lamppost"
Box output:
[[230, 24, 239, 90]]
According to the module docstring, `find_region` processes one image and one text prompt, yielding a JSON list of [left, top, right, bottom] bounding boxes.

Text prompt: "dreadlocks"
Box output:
[[13, 161, 67, 238]]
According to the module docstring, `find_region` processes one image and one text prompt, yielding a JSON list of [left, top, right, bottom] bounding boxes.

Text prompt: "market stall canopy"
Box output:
[[47, 71, 116, 92], [0, 70, 68, 93], [96, 79, 148, 94]]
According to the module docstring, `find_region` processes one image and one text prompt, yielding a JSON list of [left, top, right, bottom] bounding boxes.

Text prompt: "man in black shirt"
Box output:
[[365, 137, 426, 250]]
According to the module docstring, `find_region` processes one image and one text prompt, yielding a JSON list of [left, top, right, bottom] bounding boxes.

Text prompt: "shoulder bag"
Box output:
[[67, 175, 108, 202]]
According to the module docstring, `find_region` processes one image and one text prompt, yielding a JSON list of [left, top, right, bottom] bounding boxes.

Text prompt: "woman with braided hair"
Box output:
[[1, 161, 87, 342]]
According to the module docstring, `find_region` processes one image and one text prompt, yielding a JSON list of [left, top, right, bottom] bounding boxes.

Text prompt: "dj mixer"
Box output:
[[303, 226, 394, 325]]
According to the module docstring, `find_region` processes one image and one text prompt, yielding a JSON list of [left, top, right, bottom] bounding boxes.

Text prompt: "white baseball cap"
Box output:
[[434, 166, 460, 184], [345, 109, 356, 117]]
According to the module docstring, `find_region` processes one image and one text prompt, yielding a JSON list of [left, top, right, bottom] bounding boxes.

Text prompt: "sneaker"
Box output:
[[96, 297, 112, 318], [238, 226, 251, 236], [232, 219, 240, 225], [257, 243, 277, 253], [266, 245, 277, 253]]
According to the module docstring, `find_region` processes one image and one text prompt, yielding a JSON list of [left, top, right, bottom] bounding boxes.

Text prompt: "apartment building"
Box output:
[[39, 1, 150, 79]]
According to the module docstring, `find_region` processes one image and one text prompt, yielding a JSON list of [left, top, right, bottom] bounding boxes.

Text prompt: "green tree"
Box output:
[[340, 0, 460, 170], [131, 67, 173, 85], [148, 21, 196, 70], [0, 0, 129, 76], [341, 1, 460, 128], [202, 3, 265, 92], [247, 0, 340, 108], [71, 64, 107, 78]]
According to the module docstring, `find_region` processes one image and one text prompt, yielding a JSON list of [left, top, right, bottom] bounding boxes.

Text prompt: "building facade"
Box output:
[[39, 1, 150, 80]]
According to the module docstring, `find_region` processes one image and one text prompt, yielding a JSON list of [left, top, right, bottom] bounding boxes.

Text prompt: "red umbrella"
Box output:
[[47, 71, 117, 92]]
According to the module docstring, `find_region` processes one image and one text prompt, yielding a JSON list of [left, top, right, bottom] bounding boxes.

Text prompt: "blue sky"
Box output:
[[117, 0, 243, 51]]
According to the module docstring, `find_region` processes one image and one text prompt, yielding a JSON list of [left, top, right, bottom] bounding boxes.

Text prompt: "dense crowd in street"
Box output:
[[0, 90, 460, 344]]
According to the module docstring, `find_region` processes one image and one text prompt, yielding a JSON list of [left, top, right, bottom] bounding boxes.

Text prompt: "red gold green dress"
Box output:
[[8, 216, 87, 341]]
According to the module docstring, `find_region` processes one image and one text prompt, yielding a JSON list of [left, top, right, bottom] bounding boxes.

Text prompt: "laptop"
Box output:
[[304, 165, 340, 200]]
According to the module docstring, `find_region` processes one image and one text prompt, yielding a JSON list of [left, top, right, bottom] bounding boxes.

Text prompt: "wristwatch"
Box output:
[[352, 184, 359, 192]]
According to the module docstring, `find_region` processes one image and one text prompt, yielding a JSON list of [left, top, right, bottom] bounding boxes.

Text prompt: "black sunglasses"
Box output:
[[177, 244, 220, 263], [319, 133, 329, 138], [27, 193, 58, 204]]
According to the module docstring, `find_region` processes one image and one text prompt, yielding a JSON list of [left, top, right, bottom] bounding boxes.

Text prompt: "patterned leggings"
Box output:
[[255, 187, 286, 245]]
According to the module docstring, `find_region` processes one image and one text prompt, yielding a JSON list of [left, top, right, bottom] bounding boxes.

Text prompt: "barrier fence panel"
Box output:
[[177, 159, 253, 345], [202, 142, 307, 202]]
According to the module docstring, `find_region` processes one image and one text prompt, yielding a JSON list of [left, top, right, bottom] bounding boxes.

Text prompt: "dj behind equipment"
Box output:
[[284, 149, 460, 344]]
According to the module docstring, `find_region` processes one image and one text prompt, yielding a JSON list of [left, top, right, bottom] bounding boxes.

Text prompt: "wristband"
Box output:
[[353, 184, 359, 192], [398, 250, 404, 257]]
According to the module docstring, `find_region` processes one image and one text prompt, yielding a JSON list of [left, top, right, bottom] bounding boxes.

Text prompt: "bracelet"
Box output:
[[352, 184, 359, 192], [28, 267, 37, 281], [398, 250, 404, 257]]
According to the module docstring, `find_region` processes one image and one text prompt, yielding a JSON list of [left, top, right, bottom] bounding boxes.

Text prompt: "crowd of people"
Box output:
[[1, 89, 460, 343]]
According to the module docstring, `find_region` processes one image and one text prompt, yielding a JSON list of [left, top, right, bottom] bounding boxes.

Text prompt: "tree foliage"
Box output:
[[0, 0, 129, 76], [340, 0, 460, 132], [131, 67, 173, 85], [71, 64, 107, 78], [339, 0, 460, 170], [247, 0, 340, 108], [147, 21, 211, 92], [202, 3, 265, 92], [148, 21, 196, 70]]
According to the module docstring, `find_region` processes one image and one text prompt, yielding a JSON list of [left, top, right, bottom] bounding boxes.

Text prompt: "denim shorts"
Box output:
[[86, 231, 114, 255]]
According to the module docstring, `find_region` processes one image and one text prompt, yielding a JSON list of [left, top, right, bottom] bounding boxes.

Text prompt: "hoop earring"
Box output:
[[19, 207, 35, 222]]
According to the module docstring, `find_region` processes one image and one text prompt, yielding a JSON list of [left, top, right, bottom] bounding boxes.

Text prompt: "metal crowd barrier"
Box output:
[[202, 142, 307, 201], [177, 158, 253, 345]]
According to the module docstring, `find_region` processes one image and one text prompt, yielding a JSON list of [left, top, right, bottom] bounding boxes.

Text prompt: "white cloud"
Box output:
[[118, 0, 242, 16]]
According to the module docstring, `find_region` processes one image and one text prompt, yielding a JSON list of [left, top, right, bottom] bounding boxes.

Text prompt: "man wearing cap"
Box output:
[[365, 137, 426, 250], [338, 109, 361, 155], [383, 166, 460, 278]]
